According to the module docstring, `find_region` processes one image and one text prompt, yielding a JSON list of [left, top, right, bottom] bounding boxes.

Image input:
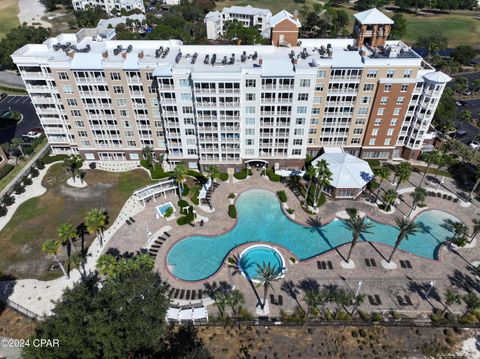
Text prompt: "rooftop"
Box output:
[[223, 5, 271, 16], [270, 10, 301, 28], [354, 8, 394, 25]]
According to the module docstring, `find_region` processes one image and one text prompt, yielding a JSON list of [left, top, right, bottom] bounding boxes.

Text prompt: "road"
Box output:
[[0, 95, 40, 144], [0, 71, 25, 89], [454, 99, 480, 145]]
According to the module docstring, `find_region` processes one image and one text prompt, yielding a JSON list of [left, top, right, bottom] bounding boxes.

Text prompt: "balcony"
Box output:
[[21, 71, 49, 79], [31, 96, 57, 104]]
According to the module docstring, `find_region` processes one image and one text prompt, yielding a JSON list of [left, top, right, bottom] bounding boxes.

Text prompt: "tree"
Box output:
[[434, 88, 456, 133], [467, 168, 480, 201], [84, 208, 107, 245], [394, 162, 412, 190], [97, 254, 118, 276], [472, 79, 480, 95], [410, 187, 427, 216], [443, 287, 461, 313], [375, 166, 391, 203], [382, 189, 398, 212], [452, 77, 468, 96], [313, 159, 333, 208], [389, 14, 407, 40], [226, 289, 245, 315], [452, 222, 468, 247], [63, 155, 84, 182], [213, 291, 227, 317], [454, 110, 472, 139], [463, 292, 480, 312], [255, 262, 282, 310], [142, 146, 153, 163], [343, 215, 373, 263], [41, 239, 68, 279], [452, 45, 476, 66], [418, 151, 440, 187], [172, 163, 187, 198], [303, 166, 317, 207], [470, 217, 480, 243], [415, 33, 448, 59], [224, 19, 263, 45], [207, 165, 220, 183], [58, 223, 76, 259], [387, 217, 419, 263], [74, 6, 109, 28], [434, 152, 454, 180]]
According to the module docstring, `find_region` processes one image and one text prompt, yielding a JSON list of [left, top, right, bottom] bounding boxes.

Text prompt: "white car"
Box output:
[[22, 131, 42, 140], [470, 141, 480, 149]]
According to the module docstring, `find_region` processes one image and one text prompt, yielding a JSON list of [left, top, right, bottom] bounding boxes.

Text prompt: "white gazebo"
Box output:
[[134, 178, 177, 206], [311, 148, 374, 199]]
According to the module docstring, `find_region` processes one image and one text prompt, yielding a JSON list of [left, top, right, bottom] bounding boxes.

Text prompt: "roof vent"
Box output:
[[191, 52, 198, 64], [162, 47, 169, 58], [175, 52, 182, 63], [204, 54, 209, 64]]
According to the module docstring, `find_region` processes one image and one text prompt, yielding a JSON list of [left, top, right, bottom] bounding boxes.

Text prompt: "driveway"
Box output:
[[0, 95, 40, 144]]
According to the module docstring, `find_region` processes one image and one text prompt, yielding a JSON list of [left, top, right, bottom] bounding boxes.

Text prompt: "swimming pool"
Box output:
[[239, 245, 286, 282], [167, 189, 460, 281], [156, 202, 175, 218]]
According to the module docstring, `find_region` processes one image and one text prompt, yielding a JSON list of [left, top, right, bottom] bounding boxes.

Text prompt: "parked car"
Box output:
[[470, 141, 480, 149], [30, 127, 44, 134], [0, 93, 7, 100], [22, 131, 42, 140], [456, 129, 467, 137]]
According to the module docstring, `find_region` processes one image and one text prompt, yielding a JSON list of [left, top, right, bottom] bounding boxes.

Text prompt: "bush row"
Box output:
[[266, 168, 281, 182]]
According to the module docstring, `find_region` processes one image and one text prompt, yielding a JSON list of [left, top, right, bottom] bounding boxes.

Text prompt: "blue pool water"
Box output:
[[239, 245, 285, 281], [167, 189, 460, 281], [156, 202, 174, 217]]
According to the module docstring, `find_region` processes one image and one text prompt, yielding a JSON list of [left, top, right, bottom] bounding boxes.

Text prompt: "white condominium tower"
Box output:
[[12, 8, 450, 170]]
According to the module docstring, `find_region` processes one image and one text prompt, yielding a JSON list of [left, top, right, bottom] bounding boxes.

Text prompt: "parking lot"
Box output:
[[0, 95, 40, 144]]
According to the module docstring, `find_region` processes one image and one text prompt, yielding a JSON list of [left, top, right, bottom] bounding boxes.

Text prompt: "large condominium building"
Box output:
[[205, 5, 273, 40], [12, 8, 450, 170], [72, 0, 145, 16]]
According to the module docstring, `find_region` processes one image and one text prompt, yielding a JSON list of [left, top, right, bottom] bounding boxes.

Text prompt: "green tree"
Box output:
[[454, 110, 472, 139], [463, 292, 480, 312], [313, 159, 333, 208], [255, 262, 283, 310], [375, 166, 391, 203], [410, 187, 427, 215], [172, 163, 187, 198], [96, 254, 118, 276], [57, 223, 76, 260], [41, 239, 68, 279], [303, 166, 317, 207], [394, 162, 412, 190], [389, 13, 407, 40], [470, 217, 480, 243], [452, 45, 476, 66], [207, 165, 220, 183], [84, 208, 107, 245], [452, 77, 468, 96], [452, 222, 468, 247], [224, 19, 263, 45], [63, 155, 84, 182], [382, 189, 398, 212], [472, 79, 480, 94], [343, 215, 373, 263], [415, 33, 448, 59], [419, 150, 440, 187], [443, 287, 461, 313], [387, 217, 419, 263], [225, 289, 245, 315]]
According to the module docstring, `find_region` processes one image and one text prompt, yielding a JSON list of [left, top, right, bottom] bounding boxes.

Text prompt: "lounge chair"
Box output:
[[368, 295, 375, 305], [370, 259, 377, 267], [404, 295, 412, 305], [200, 220, 204, 227], [126, 220, 131, 225], [164, 232, 171, 237], [405, 260, 412, 268], [191, 290, 196, 300], [397, 295, 405, 306], [186, 290, 191, 300], [173, 289, 180, 298], [278, 295, 283, 305], [327, 261, 333, 269], [375, 295, 382, 305], [270, 294, 276, 305], [129, 217, 136, 223], [400, 260, 406, 268], [198, 289, 203, 299], [179, 289, 185, 299], [168, 288, 175, 297]]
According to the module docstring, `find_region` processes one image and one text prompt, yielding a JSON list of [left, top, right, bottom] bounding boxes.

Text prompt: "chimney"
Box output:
[[293, 10, 298, 20], [138, 51, 144, 59], [102, 50, 108, 59]]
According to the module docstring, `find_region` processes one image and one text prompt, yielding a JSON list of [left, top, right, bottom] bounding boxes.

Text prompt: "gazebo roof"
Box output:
[[312, 152, 374, 189]]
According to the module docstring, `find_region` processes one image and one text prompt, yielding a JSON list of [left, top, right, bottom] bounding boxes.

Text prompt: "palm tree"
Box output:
[[472, 79, 480, 95], [313, 160, 332, 208], [375, 166, 391, 203], [96, 254, 117, 276], [387, 217, 419, 263], [84, 208, 107, 245], [350, 293, 366, 317], [470, 217, 480, 243], [434, 153, 453, 180], [172, 163, 187, 198], [409, 187, 427, 216], [443, 287, 461, 313], [419, 151, 439, 187], [226, 289, 245, 315], [68, 252, 87, 280], [454, 110, 472, 139], [207, 165, 220, 183], [214, 291, 228, 317], [468, 168, 480, 202], [63, 155, 84, 182], [452, 222, 468, 247], [303, 166, 317, 207], [382, 189, 398, 212], [42, 239, 68, 279], [255, 262, 283, 310], [303, 289, 320, 318], [58, 223, 76, 255], [394, 162, 412, 190], [343, 215, 373, 263]]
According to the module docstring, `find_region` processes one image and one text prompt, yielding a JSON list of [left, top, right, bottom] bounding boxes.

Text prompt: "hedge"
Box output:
[[277, 190, 287, 203], [266, 169, 281, 182], [178, 199, 189, 209], [219, 172, 229, 181], [22, 145, 33, 156], [42, 154, 69, 164], [0, 164, 14, 180], [234, 168, 250, 180], [190, 186, 200, 205], [177, 213, 194, 225], [228, 204, 237, 218]]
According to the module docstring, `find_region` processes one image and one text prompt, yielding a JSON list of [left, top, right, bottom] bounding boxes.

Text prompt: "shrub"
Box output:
[[0, 205, 6, 217], [337, 310, 351, 321], [30, 167, 39, 178], [190, 187, 200, 205], [266, 169, 281, 182], [35, 160, 45, 170], [277, 190, 287, 203], [234, 169, 249, 180], [22, 145, 33, 156], [164, 207, 173, 218], [140, 159, 151, 169], [14, 183, 25, 194], [317, 192, 327, 207], [368, 180, 380, 191], [228, 193, 236, 199], [23, 176, 33, 186], [371, 312, 383, 322], [0, 164, 14, 180], [176, 211, 194, 225], [237, 307, 254, 320], [219, 172, 229, 181], [358, 310, 370, 321], [286, 208, 295, 214], [182, 184, 190, 196], [187, 170, 208, 183], [2, 194, 14, 206], [178, 199, 189, 210], [228, 205, 237, 218], [366, 159, 381, 168]]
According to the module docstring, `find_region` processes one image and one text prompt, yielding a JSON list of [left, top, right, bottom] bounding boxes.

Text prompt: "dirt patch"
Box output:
[[59, 183, 112, 200], [0, 306, 35, 339], [197, 325, 470, 358]]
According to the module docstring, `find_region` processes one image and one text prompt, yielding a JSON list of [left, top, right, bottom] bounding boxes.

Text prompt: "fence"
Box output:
[[3, 299, 41, 322]]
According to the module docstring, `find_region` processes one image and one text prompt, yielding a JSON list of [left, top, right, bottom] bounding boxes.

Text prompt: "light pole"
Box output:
[[425, 280, 436, 300], [355, 280, 363, 297]]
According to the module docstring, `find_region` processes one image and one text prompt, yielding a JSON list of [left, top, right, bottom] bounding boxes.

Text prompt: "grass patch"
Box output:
[[0, 0, 20, 39], [0, 163, 152, 280], [228, 204, 237, 218], [413, 165, 452, 178]]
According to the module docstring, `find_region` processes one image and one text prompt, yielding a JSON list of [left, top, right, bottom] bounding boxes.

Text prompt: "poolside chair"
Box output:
[[129, 217, 136, 223], [397, 295, 405, 306], [168, 288, 175, 297], [186, 290, 191, 300], [367, 295, 375, 305], [327, 261, 333, 270], [375, 295, 382, 305], [191, 290, 196, 300], [400, 260, 406, 268], [270, 294, 276, 305], [126, 220, 131, 225], [164, 232, 171, 237], [405, 260, 412, 268], [404, 295, 412, 305], [200, 220, 204, 227], [179, 289, 185, 300], [173, 289, 180, 298], [197, 289, 203, 299]]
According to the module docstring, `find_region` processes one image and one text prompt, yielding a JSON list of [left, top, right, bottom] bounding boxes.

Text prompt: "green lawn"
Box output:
[[0, 0, 19, 39], [0, 164, 153, 280]]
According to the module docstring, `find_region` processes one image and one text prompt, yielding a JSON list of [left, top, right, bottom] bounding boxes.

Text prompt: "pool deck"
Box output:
[[105, 169, 480, 317]]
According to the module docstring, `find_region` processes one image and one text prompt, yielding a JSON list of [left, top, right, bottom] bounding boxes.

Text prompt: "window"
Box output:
[[292, 149, 301, 155], [298, 93, 309, 101], [361, 96, 370, 104], [387, 128, 394, 136], [364, 84, 374, 91], [401, 84, 408, 92], [125, 130, 134, 138], [372, 128, 379, 136], [386, 70, 395, 78], [390, 118, 397, 126], [393, 108, 401, 115], [309, 128, 317, 134], [295, 118, 305, 125], [317, 70, 326, 78], [117, 98, 126, 106], [185, 129, 195, 135], [245, 106, 255, 114], [315, 84, 324, 91], [245, 79, 256, 87], [294, 129, 304, 135], [71, 110, 81, 117], [246, 93, 255, 101], [297, 106, 307, 114], [355, 118, 365, 125], [58, 72, 69, 80], [384, 84, 392, 92], [113, 86, 124, 94], [80, 140, 90, 147], [245, 139, 254, 146], [377, 108, 385, 116], [310, 118, 319, 125], [404, 69, 412, 78], [153, 110, 161, 118], [245, 128, 255, 135], [380, 97, 388, 105], [300, 79, 311, 87], [353, 128, 363, 135], [358, 107, 368, 115], [369, 138, 376, 145], [375, 118, 382, 126], [110, 72, 121, 80], [127, 140, 136, 147], [313, 97, 321, 104], [179, 79, 189, 87], [396, 97, 404, 105], [120, 110, 128, 117], [312, 108, 320, 115], [67, 99, 77, 106], [75, 121, 84, 127], [181, 93, 191, 101], [245, 117, 255, 125], [293, 139, 303, 145], [367, 70, 377, 78], [63, 86, 73, 94], [351, 138, 360, 144], [78, 130, 88, 137], [146, 72, 153, 80], [384, 138, 391, 145], [123, 121, 131, 128]]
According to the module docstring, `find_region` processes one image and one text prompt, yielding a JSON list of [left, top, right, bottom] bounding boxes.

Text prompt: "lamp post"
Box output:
[[425, 280, 436, 300], [355, 280, 363, 297]]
